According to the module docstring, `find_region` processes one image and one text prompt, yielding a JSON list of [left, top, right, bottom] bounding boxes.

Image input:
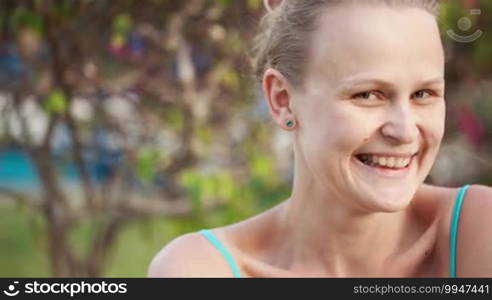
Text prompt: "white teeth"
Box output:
[[358, 154, 412, 169], [386, 157, 395, 168], [395, 158, 405, 168]]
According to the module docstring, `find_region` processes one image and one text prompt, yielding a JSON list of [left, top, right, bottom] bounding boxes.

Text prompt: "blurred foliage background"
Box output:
[[0, 0, 491, 277]]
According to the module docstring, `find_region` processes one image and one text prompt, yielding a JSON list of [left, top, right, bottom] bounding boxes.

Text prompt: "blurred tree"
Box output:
[[0, 0, 273, 276]]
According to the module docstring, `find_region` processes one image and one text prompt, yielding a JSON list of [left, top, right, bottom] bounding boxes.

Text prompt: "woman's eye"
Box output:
[[352, 91, 379, 101], [413, 90, 432, 100]]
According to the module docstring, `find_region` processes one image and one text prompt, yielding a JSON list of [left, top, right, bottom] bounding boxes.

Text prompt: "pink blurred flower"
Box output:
[[456, 103, 485, 149]]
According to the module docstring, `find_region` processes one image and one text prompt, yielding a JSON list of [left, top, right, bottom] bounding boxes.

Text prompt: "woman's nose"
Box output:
[[380, 105, 419, 144]]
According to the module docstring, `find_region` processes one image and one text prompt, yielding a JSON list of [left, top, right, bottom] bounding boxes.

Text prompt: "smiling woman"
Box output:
[[148, 0, 492, 277]]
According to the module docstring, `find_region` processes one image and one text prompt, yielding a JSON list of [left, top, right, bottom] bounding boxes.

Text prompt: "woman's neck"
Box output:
[[260, 182, 439, 277]]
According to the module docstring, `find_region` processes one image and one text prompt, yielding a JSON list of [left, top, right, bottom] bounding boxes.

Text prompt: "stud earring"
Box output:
[[286, 119, 296, 128]]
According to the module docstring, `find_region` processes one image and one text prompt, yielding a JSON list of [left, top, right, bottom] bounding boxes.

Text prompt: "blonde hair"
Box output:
[[252, 0, 441, 87]]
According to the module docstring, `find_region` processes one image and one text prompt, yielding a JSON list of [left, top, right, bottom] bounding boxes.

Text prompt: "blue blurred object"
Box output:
[[0, 139, 124, 192], [90, 128, 124, 183], [0, 146, 40, 190], [0, 44, 27, 86], [128, 31, 145, 58]]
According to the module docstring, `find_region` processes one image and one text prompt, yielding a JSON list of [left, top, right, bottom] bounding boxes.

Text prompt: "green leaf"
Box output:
[[135, 148, 161, 183], [196, 126, 212, 145], [247, 0, 262, 10], [222, 69, 239, 89], [218, 0, 233, 9], [189, 182, 204, 216], [178, 170, 204, 216], [202, 176, 217, 200], [216, 172, 235, 200], [11, 7, 43, 34], [162, 107, 183, 130], [113, 14, 132, 34], [44, 89, 67, 115], [250, 152, 273, 179]]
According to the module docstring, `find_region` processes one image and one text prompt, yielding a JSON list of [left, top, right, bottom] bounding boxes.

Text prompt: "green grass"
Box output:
[[0, 204, 50, 276], [0, 203, 194, 277], [0, 203, 258, 277]]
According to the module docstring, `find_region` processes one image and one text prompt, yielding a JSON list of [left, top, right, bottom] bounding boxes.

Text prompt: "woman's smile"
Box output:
[[352, 152, 419, 179]]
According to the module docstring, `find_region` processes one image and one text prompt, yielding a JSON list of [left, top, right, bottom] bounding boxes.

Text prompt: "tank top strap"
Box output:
[[449, 184, 471, 278], [199, 229, 242, 278]]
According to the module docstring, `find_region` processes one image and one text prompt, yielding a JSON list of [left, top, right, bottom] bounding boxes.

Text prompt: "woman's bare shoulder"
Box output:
[[412, 184, 458, 221], [455, 184, 492, 277], [421, 184, 492, 276], [147, 230, 236, 277]]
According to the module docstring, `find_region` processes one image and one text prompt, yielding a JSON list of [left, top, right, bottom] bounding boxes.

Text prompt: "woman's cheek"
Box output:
[[325, 121, 374, 157], [332, 109, 380, 148], [419, 102, 446, 143], [299, 102, 379, 159]]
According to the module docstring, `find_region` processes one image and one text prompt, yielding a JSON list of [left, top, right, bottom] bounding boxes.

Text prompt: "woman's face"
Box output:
[[291, 4, 445, 212]]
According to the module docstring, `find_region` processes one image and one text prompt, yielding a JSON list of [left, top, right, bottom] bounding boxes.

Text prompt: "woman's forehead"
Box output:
[[305, 4, 444, 86]]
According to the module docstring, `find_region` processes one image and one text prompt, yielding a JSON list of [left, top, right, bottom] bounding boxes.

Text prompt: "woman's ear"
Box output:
[[263, 0, 283, 12], [262, 68, 297, 130]]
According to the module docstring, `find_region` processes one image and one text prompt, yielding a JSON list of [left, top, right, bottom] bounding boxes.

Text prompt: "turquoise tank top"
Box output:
[[198, 229, 242, 277], [199, 185, 471, 278], [449, 184, 470, 278]]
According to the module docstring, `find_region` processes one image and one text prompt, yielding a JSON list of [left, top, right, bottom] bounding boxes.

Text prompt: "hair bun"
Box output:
[[263, 0, 283, 12]]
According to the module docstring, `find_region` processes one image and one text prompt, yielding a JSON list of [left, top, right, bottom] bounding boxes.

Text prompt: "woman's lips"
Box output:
[[352, 153, 416, 179]]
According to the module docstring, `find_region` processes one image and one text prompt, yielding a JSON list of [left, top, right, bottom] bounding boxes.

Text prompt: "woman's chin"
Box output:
[[349, 156, 421, 212], [355, 186, 417, 213]]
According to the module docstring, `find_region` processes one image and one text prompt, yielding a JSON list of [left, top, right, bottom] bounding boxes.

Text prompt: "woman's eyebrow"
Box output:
[[338, 77, 444, 92], [341, 78, 395, 89], [418, 77, 445, 86], [337, 78, 397, 95]]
